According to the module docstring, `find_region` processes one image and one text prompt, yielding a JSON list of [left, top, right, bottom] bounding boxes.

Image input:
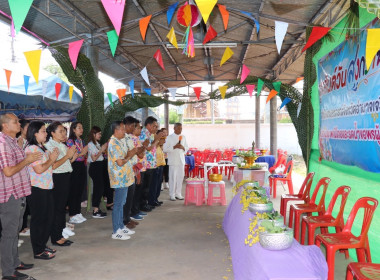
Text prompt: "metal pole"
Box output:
[[210, 82, 215, 124], [164, 94, 169, 130], [86, 42, 98, 76], [270, 96, 278, 159], [255, 94, 260, 149]]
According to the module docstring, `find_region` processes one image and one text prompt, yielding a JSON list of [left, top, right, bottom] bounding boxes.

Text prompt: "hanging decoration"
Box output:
[[240, 65, 250, 84], [144, 88, 151, 96], [8, 0, 33, 34], [273, 81, 282, 93], [153, 49, 165, 70], [202, 25, 217, 44], [4, 69, 11, 93], [193, 86, 202, 100], [246, 84, 255, 98], [182, 26, 195, 58], [366, 29, 380, 70], [217, 4, 229, 30], [275, 21, 288, 54], [107, 29, 119, 57], [278, 97, 292, 110], [257, 78, 264, 96], [219, 85, 228, 99], [295, 77, 304, 83], [302, 26, 331, 52], [24, 75, 30, 95], [167, 2, 179, 26], [177, 2, 202, 27], [266, 89, 278, 103], [24, 50, 42, 84], [194, 0, 218, 24], [55, 83, 61, 100], [68, 39, 84, 70], [240, 11, 260, 34], [69, 86, 74, 102], [168, 87, 177, 99], [139, 15, 152, 41], [116, 88, 126, 104], [140, 67, 150, 86], [220, 47, 234, 66], [101, 0, 126, 36], [107, 92, 114, 108], [166, 27, 178, 49], [129, 79, 134, 98]]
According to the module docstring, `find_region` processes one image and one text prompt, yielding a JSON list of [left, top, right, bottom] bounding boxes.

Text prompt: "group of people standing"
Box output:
[[0, 113, 188, 280]]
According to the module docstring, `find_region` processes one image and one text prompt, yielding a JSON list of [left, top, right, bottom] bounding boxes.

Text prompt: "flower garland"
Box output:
[[240, 187, 268, 214], [232, 179, 251, 195], [245, 216, 265, 246]]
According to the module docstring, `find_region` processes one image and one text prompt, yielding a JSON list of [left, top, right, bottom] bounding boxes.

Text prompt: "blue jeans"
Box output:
[[112, 187, 128, 233]]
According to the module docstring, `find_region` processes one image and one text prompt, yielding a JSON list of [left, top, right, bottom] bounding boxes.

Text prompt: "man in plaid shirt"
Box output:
[[0, 114, 41, 280]]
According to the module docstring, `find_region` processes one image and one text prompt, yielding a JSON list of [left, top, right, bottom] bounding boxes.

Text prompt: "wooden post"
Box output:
[[270, 96, 277, 159]]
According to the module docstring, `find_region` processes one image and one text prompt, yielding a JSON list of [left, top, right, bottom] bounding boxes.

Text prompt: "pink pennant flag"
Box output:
[[68, 39, 84, 70], [240, 65, 250, 84], [55, 83, 62, 100], [153, 49, 165, 70], [246, 84, 255, 98], [101, 0, 126, 36]]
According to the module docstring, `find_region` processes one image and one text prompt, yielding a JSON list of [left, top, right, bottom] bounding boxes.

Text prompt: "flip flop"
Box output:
[[34, 251, 55, 260]]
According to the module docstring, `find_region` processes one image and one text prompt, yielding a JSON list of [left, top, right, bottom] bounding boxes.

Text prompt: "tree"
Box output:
[[169, 108, 179, 124]]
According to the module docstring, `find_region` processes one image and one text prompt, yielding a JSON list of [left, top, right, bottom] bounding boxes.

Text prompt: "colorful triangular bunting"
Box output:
[[68, 39, 84, 70], [129, 79, 134, 98], [273, 81, 281, 93], [203, 25, 217, 44], [240, 11, 260, 34], [302, 26, 331, 52], [4, 69, 11, 93], [24, 50, 42, 84], [194, 0, 217, 24], [116, 88, 126, 104], [193, 87, 202, 100], [55, 83, 61, 100], [166, 27, 178, 49], [144, 88, 151, 96], [24, 75, 30, 95], [240, 65, 250, 84], [168, 87, 177, 99], [107, 29, 119, 57], [246, 84, 255, 98], [8, 0, 33, 34], [167, 2, 179, 26], [69, 86, 73, 102], [140, 67, 150, 86], [217, 4, 229, 30], [279, 97, 291, 110], [153, 49, 165, 70], [366, 29, 380, 70], [107, 92, 114, 108], [266, 89, 278, 103], [101, 0, 126, 36], [139, 15, 152, 41], [219, 85, 228, 99], [257, 78, 264, 96], [220, 47, 233, 66], [275, 21, 288, 54]]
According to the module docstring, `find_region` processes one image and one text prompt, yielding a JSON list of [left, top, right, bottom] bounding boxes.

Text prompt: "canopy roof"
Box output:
[[0, 0, 351, 95]]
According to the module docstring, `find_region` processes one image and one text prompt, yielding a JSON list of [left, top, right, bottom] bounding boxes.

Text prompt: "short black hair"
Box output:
[[144, 116, 157, 127], [123, 116, 137, 125], [111, 121, 123, 134]]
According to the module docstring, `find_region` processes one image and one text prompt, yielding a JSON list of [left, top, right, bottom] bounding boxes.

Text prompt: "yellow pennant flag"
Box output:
[[69, 86, 73, 102], [166, 27, 178, 49], [24, 50, 42, 84], [219, 85, 228, 99], [220, 47, 233, 66], [195, 0, 218, 24], [266, 89, 278, 103], [366, 29, 380, 70]]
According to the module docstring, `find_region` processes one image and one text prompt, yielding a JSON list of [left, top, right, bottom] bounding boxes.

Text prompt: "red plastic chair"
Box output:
[[280, 172, 315, 224], [193, 151, 204, 178], [301, 185, 351, 245], [269, 152, 287, 174], [269, 160, 294, 199], [346, 262, 380, 280], [288, 177, 331, 241], [316, 197, 378, 280]]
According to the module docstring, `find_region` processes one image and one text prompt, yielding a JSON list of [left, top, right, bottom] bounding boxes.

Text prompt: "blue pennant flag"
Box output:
[[278, 97, 292, 110], [24, 75, 30, 95], [144, 88, 151, 96], [129, 79, 134, 98], [240, 11, 260, 34], [167, 2, 179, 26]]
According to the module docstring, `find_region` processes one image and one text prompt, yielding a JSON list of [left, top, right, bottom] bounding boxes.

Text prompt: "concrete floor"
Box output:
[[6, 173, 352, 280]]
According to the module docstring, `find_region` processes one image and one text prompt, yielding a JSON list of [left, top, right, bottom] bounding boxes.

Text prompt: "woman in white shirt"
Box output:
[[88, 126, 108, 218], [46, 122, 77, 246]]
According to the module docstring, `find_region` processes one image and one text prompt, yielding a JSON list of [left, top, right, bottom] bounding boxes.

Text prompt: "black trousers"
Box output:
[[131, 172, 144, 216], [123, 184, 135, 224], [89, 161, 104, 208], [155, 166, 164, 201], [147, 168, 158, 205], [163, 159, 169, 183], [29, 187, 54, 255], [51, 173, 70, 243], [141, 169, 154, 208], [68, 161, 86, 216], [21, 199, 30, 230], [103, 160, 114, 205]]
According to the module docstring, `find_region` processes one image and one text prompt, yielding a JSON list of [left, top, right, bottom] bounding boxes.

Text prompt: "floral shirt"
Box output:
[[24, 145, 53, 190], [132, 135, 147, 172], [139, 127, 156, 169], [108, 135, 134, 188], [156, 146, 166, 167], [67, 138, 86, 162]]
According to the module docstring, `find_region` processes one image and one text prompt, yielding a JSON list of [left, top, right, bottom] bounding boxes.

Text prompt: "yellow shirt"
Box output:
[[156, 146, 166, 167]]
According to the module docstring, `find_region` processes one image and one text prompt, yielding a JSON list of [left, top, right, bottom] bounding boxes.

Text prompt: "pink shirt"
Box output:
[[0, 132, 31, 203]]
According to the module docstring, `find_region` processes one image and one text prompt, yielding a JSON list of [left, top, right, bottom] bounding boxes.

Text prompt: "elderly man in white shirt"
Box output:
[[163, 123, 188, 201]]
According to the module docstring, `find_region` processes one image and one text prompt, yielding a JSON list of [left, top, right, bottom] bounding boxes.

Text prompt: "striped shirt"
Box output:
[[67, 138, 86, 162], [0, 132, 31, 203]]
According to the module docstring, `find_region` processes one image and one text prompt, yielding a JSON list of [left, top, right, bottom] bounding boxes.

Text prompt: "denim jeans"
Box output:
[[112, 187, 128, 233]]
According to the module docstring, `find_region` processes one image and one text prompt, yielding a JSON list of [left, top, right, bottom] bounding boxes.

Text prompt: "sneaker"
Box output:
[[63, 227, 75, 236], [175, 195, 184, 200], [138, 211, 147, 216], [66, 222, 75, 231], [170, 196, 176, 201], [112, 229, 130, 240], [164, 182, 169, 189], [62, 233, 69, 239], [92, 210, 107, 219], [122, 226, 135, 235], [131, 214, 144, 221], [19, 229, 30, 236], [69, 216, 84, 224], [18, 240, 23, 248], [77, 213, 87, 222]]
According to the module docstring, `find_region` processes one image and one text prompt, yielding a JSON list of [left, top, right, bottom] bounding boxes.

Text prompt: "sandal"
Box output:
[[45, 247, 57, 253], [34, 251, 55, 260]]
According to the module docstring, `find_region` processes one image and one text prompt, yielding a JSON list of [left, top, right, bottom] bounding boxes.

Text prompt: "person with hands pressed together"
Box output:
[[108, 121, 136, 240], [163, 123, 188, 201], [0, 114, 41, 280], [24, 121, 59, 260], [45, 122, 77, 246]]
